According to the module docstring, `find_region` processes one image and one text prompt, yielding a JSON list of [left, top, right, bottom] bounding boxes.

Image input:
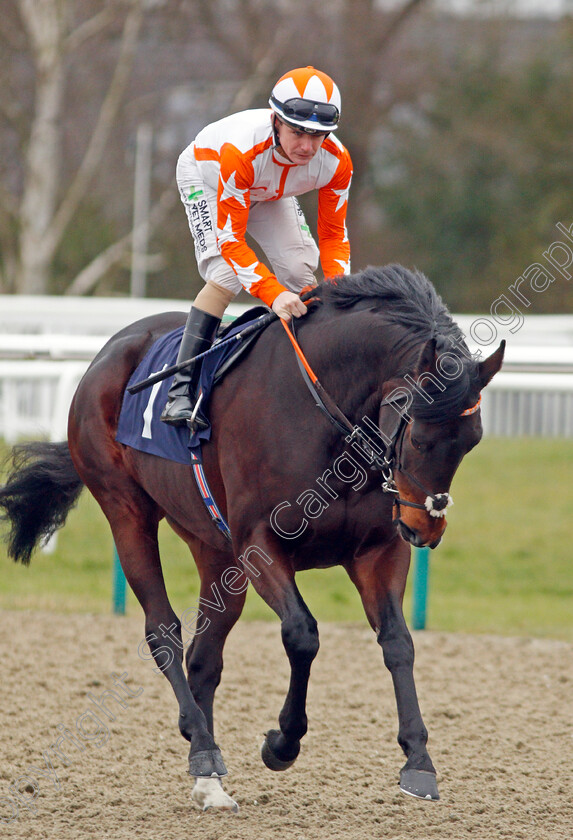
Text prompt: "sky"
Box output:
[[378, 0, 573, 17], [441, 0, 573, 16]]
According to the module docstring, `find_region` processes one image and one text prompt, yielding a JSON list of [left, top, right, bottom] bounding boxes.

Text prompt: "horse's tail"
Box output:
[[0, 441, 84, 565]]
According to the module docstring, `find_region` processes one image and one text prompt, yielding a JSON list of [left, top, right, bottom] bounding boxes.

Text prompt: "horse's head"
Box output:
[[379, 338, 505, 549]]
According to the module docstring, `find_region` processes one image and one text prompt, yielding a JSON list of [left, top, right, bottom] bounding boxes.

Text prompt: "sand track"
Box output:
[[1, 611, 571, 839]]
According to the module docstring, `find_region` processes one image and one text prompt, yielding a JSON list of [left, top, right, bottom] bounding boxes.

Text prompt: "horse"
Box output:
[[0, 265, 504, 812]]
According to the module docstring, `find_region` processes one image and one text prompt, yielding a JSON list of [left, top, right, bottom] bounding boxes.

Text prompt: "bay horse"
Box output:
[[0, 265, 504, 812]]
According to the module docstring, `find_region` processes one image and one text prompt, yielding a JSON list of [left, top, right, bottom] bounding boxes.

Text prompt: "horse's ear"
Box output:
[[415, 337, 438, 375], [478, 340, 505, 388]]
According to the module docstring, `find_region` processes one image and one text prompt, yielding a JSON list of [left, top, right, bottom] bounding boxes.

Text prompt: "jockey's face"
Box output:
[[274, 117, 328, 165]]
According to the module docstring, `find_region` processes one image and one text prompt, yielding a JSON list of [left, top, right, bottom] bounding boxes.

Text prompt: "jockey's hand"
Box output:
[[272, 290, 308, 320]]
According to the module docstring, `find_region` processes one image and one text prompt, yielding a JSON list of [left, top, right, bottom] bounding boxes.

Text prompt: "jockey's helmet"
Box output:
[[269, 66, 341, 134]]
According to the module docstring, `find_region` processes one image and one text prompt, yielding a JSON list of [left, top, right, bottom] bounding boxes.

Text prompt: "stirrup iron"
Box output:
[[187, 393, 204, 430]]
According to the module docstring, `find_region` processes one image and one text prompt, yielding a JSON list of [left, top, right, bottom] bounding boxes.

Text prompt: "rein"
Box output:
[[280, 317, 455, 519]]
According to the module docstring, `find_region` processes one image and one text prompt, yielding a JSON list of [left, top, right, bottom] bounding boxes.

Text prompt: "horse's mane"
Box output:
[[311, 265, 479, 422], [315, 264, 462, 341]]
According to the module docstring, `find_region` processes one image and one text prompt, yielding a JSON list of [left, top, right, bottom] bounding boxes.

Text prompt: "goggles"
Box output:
[[270, 95, 340, 128]]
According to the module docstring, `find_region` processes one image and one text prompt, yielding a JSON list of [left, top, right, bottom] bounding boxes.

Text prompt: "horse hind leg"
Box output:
[[185, 601, 246, 814], [166, 539, 246, 812], [111, 505, 238, 812], [183, 543, 248, 736], [77, 470, 238, 811]]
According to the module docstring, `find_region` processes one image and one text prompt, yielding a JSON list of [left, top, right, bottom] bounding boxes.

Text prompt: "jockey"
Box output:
[[161, 65, 353, 428]]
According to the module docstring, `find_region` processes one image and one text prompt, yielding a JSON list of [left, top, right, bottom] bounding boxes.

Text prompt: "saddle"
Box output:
[[212, 306, 269, 384], [116, 306, 270, 465]]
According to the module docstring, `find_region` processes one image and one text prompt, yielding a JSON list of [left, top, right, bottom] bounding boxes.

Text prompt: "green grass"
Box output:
[[428, 438, 573, 639], [1, 438, 572, 640]]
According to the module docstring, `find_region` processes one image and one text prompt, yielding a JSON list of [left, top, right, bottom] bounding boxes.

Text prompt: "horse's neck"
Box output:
[[302, 308, 413, 416]]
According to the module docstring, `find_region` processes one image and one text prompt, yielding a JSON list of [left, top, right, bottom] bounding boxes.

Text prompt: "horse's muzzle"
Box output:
[[398, 519, 443, 549]]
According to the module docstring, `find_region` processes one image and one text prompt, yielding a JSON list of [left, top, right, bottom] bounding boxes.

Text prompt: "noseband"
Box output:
[[375, 394, 481, 516], [373, 398, 453, 517]]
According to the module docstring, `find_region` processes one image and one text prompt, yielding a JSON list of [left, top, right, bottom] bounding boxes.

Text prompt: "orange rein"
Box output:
[[279, 317, 319, 385]]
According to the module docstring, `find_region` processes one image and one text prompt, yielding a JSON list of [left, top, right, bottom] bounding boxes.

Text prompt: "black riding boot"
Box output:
[[160, 307, 221, 429]]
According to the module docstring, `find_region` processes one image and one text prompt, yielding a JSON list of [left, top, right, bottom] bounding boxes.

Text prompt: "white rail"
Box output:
[[0, 361, 89, 443], [1, 363, 573, 444], [482, 373, 573, 437], [2, 297, 573, 442], [0, 295, 250, 337]]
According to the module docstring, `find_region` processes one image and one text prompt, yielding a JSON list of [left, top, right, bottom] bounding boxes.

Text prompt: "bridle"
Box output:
[[282, 317, 479, 520], [376, 392, 481, 516], [375, 396, 453, 518]]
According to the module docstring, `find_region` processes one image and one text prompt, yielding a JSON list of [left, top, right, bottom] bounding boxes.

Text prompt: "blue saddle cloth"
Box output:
[[116, 308, 267, 464]]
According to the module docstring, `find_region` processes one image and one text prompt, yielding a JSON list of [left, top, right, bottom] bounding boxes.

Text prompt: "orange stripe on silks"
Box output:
[[194, 147, 220, 162], [275, 163, 293, 200], [249, 275, 288, 307], [280, 318, 319, 384]]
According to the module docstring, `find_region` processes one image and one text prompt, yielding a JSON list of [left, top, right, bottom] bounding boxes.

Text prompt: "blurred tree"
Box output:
[[335, 0, 429, 269], [178, 0, 430, 278], [0, 0, 429, 296], [0, 0, 154, 293], [374, 16, 573, 311], [3, 0, 571, 311]]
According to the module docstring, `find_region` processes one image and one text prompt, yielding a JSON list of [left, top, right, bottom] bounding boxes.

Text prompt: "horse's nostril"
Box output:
[[397, 520, 425, 547], [398, 521, 445, 549]]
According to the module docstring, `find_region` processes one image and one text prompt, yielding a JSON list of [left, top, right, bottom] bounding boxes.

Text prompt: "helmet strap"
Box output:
[[271, 114, 281, 149]]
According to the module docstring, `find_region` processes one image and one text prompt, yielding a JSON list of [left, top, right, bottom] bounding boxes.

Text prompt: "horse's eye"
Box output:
[[411, 436, 429, 453]]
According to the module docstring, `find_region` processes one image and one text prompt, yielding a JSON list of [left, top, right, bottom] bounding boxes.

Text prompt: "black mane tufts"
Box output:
[[315, 264, 463, 343], [313, 265, 480, 423]]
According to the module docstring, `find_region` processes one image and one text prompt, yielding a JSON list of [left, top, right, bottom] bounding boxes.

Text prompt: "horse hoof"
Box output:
[[191, 773, 239, 813], [399, 769, 440, 801], [260, 729, 300, 771]]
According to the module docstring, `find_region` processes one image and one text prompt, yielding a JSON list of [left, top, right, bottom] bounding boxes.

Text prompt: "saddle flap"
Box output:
[[213, 306, 270, 384]]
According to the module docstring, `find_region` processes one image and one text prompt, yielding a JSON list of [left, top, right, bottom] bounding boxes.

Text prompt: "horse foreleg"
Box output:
[[260, 594, 319, 771], [239, 533, 319, 771], [377, 591, 439, 800], [347, 540, 439, 801]]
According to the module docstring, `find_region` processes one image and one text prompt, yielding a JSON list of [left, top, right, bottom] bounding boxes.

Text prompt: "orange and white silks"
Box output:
[[178, 109, 353, 307]]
